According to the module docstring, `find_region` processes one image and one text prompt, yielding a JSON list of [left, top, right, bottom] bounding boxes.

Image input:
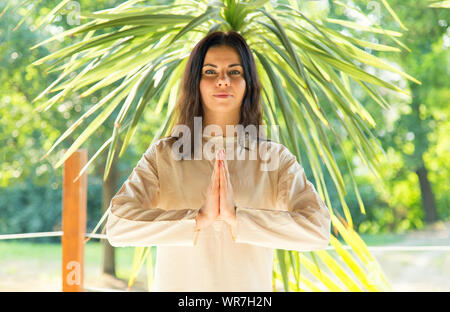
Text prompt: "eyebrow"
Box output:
[[202, 63, 243, 68]]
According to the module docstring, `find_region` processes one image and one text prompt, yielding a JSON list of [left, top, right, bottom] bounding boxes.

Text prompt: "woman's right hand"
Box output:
[[195, 149, 223, 231]]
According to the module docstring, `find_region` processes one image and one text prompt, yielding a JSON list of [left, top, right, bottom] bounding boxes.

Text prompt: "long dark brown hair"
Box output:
[[162, 30, 271, 158]]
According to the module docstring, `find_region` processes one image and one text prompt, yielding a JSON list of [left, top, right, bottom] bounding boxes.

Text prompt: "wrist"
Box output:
[[196, 209, 216, 230], [195, 211, 205, 231], [225, 206, 237, 227]]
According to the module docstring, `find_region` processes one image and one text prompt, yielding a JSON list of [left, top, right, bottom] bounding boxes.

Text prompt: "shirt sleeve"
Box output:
[[105, 142, 201, 247], [229, 147, 331, 252]]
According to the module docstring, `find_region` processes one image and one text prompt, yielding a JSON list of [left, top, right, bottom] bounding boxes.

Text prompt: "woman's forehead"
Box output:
[[203, 46, 241, 64]]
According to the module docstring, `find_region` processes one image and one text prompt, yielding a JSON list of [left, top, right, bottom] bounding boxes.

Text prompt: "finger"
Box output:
[[223, 158, 229, 179], [220, 160, 227, 192], [210, 159, 216, 183], [215, 158, 220, 182], [218, 150, 224, 174], [217, 148, 224, 161], [211, 158, 219, 192], [217, 164, 221, 207], [209, 157, 218, 186], [222, 157, 231, 187]]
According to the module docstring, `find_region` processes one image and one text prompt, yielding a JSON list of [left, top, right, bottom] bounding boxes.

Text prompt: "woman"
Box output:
[[106, 31, 331, 292]]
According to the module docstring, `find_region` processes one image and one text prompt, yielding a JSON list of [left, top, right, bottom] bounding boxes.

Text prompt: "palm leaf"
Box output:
[[127, 246, 150, 291], [428, 1, 450, 8]]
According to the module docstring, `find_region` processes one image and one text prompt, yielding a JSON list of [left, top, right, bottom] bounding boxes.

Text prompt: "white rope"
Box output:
[[0, 231, 106, 240], [324, 245, 450, 252], [0, 231, 448, 252], [0, 207, 111, 241], [0, 231, 63, 240], [85, 233, 107, 240]]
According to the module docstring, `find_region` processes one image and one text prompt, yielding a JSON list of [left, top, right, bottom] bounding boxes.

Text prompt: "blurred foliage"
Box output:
[[334, 0, 450, 234], [0, 0, 162, 238]]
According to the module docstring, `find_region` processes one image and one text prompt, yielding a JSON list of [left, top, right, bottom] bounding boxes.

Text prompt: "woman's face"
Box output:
[[200, 45, 246, 117]]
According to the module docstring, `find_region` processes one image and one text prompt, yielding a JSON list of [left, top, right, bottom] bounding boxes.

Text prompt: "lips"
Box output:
[[213, 93, 231, 98]]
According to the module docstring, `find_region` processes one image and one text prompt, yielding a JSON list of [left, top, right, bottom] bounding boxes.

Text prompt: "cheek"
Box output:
[[199, 80, 209, 100], [235, 78, 246, 97], [200, 78, 214, 91]]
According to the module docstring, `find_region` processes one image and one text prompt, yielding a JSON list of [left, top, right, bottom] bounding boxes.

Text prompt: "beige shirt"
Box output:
[[106, 132, 331, 292]]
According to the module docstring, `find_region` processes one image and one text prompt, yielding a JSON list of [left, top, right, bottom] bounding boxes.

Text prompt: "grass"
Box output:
[[1, 240, 135, 273], [0, 239, 149, 291], [358, 232, 407, 246]]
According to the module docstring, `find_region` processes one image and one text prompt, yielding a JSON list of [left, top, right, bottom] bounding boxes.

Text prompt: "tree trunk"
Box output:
[[101, 156, 118, 277], [415, 156, 438, 224]]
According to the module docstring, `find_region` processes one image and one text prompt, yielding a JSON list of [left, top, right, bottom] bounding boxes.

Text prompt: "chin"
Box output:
[[208, 101, 232, 108], [203, 101, 241, 114]]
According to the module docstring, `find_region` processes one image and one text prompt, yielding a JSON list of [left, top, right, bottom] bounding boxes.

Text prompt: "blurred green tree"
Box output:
[[337, 0, 450, 232]]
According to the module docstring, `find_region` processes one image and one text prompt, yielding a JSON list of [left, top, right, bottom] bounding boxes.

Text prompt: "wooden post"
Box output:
[[62, 149, 87, 292]]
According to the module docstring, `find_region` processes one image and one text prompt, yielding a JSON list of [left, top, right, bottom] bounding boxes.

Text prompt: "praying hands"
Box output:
[[195, 148, 237, 231]]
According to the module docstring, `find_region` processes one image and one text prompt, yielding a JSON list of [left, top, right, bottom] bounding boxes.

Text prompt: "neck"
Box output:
[[203, 110, 240, 137]]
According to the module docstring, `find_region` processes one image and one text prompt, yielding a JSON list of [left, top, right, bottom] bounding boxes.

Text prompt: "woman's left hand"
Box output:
[[218, 149, 237, 227]]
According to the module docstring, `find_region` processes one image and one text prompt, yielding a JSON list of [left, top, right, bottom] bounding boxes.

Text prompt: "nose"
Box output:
[[216, 72, 230, 87]]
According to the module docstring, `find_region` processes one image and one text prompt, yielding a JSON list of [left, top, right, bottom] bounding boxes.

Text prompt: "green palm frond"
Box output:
[[26, 0, 418, 291], [428, 0, 450, 8]]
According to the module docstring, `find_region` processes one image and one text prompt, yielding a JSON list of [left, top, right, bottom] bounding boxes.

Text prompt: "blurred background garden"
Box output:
[[0, 0, 449, 292]]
